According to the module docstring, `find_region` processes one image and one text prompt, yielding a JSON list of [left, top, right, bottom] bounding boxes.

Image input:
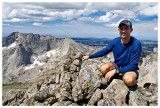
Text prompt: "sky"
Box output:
[[2, 2, 158, 41]]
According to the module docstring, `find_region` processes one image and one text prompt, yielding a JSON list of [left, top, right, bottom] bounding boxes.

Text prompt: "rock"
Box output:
[[128, 86, 148, 106], [75, 52, 83, 59], [49, 75, 56, 84], [56, 93, 61, 99], [44, 77, 50, 84], [57, 100, 73, 106], [52, 102, 59, 106], [60, 72, 65, 83], [139, 48, 146, 65], [34, 87, 49, 101], [33, 101, 45, 106], [70, 64, 77, 72], [153, 48, 158, 54], [63, 65, 70, 71], [71, 73, 79, 81], [76, 66, 80, 72], [73, 59, 81, 66], [2, 32, 19, 47], [63, 59, 72, 71], [101, 79, 129, 106], [88, 89, 102, 105], [59, 82, 73, 101], [70, 103, 79, 106], [64, 73, 71, 81], [128, 82, 158, 106], [144, 83, 158, 106], [2, 90, 25, 106], [72, 68, 102, 102], [44, 97, 57, 105], [55, 74, 60, 84], [2, 32, 158, 106], [97, 99, 116, 106], [64, 59, 72, 65], [2, 32, 94, 84], [138, 58, 158, 87]]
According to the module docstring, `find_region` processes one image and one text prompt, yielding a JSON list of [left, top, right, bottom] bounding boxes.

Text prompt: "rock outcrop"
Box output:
[[3, 52, 158, 106], [2, 32, 95, 84], [2, 32, 158, 106]]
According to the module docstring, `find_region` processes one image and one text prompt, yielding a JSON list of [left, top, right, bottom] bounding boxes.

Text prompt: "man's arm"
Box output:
[[118, 41, 142, 73], [82, 40, 114, 61], [89, 40, 114, 59]]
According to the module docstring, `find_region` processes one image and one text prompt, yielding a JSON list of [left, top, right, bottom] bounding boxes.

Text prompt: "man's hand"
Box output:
[[105, 69, 116, 82], [82, 56, 89, 62]]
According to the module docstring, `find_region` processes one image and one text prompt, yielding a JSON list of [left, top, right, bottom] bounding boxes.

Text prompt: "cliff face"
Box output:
[[2, 32, 97, 84], [2, 32, 158, 106]]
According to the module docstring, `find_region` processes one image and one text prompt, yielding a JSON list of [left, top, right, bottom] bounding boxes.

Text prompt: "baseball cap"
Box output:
[[118, 20, 132, 28]]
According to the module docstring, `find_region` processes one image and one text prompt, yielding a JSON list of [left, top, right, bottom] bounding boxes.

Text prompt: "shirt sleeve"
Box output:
[[89, 40, 114, 58], [118, 41, 142, 73]]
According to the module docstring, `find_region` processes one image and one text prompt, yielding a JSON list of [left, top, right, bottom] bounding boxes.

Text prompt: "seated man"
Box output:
[[82, 20, 142, 87]]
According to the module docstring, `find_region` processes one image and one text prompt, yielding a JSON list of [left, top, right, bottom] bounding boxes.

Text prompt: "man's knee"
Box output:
[[123, 72, 137, 87], [101, 63, 114, 75]]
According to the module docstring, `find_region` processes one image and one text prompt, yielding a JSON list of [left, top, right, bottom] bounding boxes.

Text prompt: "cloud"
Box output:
[[2, 2, 158, 41], [105, 23, 117, 27], [154, 27, 158, 31], [3, 24, 10, 26], [77, 17, 95, 22], [105, 19, 124, 27], [32, 23, 43, 26], [3, 2, 158, 24], [132, 20, 158, 38], [4, 18, 28, 23], [96, 12, 114, 22], [139, 4, 158, 16], [95, 9, 136, 23]]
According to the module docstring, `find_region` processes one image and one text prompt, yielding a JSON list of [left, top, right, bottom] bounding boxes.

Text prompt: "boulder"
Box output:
[[75, 52, 83, 59], [72, 68, 102, 102], [129, 83, 158, 106], [88, 88, 102, 105], [69, 64, 77, 72], [73, 59, 81, 66], [99, 79, 129, 106], [138, 58, 158, 87]]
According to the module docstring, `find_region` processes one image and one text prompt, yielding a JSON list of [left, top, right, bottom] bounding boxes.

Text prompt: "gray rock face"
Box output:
[[2, 32, 19, 47], [138, 57, 158, 87], [2, 90, 25, 106], [2, 32, 94, 84], [99, 79, 129, 106], [72, 68, 102, 102], [13, 44, 31, 67], [88, 89, 102, 105], [129, 83, 158, 106]]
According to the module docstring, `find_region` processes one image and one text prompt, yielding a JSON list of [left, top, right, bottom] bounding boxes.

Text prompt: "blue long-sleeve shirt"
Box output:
[[89, 36, 142, 73]]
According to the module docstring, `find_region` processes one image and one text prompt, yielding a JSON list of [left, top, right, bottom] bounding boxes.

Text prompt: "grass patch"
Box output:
[[36, 78, 45, 84], [3, 82, 33, 91], [39, 68, 57, 78]]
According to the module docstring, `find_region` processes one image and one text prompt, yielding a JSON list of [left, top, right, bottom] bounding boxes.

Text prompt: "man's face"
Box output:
[[118, 24, 133, 39]]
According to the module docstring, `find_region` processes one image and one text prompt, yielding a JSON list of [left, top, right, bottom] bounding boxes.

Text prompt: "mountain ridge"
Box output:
[[2, 32, 158, 106]]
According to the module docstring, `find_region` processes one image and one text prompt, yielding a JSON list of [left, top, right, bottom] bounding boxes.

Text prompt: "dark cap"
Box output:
[[118, 20, 132, 28]]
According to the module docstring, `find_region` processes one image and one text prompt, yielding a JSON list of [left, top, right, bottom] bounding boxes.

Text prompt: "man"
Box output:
[[82, 20, 142, 87]]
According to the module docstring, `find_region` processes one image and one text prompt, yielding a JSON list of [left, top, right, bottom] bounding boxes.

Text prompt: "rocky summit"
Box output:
[[2, 32, 158, 106]]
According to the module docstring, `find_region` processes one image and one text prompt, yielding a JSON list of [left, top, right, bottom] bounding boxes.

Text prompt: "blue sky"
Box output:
[[2, 2, 158, 41]]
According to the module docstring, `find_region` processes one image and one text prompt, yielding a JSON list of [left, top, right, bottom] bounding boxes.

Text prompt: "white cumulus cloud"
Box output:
[[139, 4, 158, 16], [2, 2, 158, 24], [78, 17, 95, 22], [154, 27, 158, 31], [32, 23, 43, 26]]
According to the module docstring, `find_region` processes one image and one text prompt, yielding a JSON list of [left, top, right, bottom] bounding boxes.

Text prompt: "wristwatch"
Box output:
[[116, 69, 119, 74]]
